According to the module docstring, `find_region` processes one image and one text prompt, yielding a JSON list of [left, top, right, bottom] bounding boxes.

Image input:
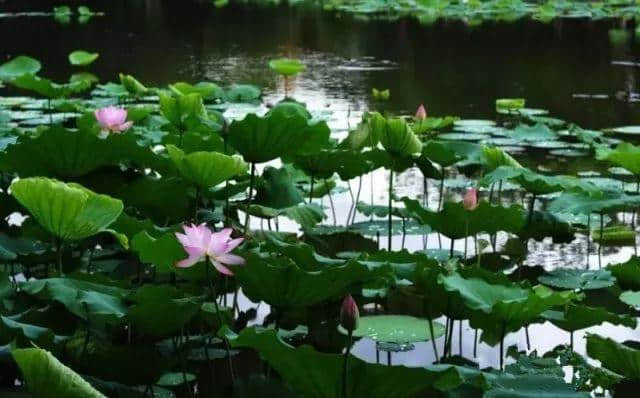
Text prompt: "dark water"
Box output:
[[3, 0, 640, 129], [3, 0, 640, 372]]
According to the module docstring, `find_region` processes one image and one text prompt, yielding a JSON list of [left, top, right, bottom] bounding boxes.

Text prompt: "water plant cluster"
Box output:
[[2, 53, 640, 397]]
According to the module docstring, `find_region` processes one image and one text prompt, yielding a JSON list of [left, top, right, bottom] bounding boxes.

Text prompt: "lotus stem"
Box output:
[[326, 179, 337, 226], [56, 238, 64, 277], [387, 351, 392, 366], [309, 173, 315, 204], [499, 322, 506, 370], [449, 238, 455, 259], [172, 332, 194, 398], [459, 320, 463, 356], [388, 170, 394, 251], [586, 213, 591, 268], [525, 326, 531, 350], [347, 182, 355, 224], [401, 217, 406, 249], [438, 174, 445, 249], [194, 187, 200, 223], [599, 212, 604, 269], [351, 176, 363, 225], [206, 264, 236, 384], [370, 172, 374, 221], [473, 329, 478, 357], [570, 331, 574, 351], [243, 163, 256, 235], [427, 316, 439, 363], [341, 330, 353, 398]]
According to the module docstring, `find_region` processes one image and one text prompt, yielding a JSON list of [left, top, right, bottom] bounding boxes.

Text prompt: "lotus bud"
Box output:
[[340, 294, 359, 332], [463, 187, 478, 211], [415, 104, 427, 120]]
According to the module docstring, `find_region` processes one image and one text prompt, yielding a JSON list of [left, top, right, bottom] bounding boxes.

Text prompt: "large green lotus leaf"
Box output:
[[253, 166, 304, 210], [235, 253, 373, 309], [263, 234, 344, 269], [338, 119, 378, 150], [225, 327, 471, 397], [269, 58, 306, 76], [228, 105, 330, 163], [169, 81, 224, 99], [481, 166, 596, 195], [543, 304, 636, 332], [127, 284, 200, 339], [607, 256, 640, 290], [12, 348, 105, 398], [159, 91, 207, 127], [482, 146, 522, 172], [66, 334, 169, 386], [596, 142, 640, 175], [620, 291, 640, 308], [68, 50, 99, 66], [294, 149, 372, 180], [586, 334, 640, 380], [131, 231, 184, 273], [0, 315, 56, 347], [11, 178, 123, 241], [225, 84, 262, 102], [338, 315, 445, 343], [508, 123, 557, 142], [225, 327, 583, 398], [440, 274, 576, 345], [281, 203, 326, 229], [538, 269, 615, 291], [11, 74, 92, 98], [0, 233, 45, 261], [369, 113, 422, 156], [0, 56, 41, 80], [549, 190, 640, 215], [166, 144, 246, 189], [0, 126, 170, 178], [403, 198, 525, 239], [421, 140, 483, 168], [113, 176, 192, 225], [518, 210, 574, 243], [20, 278, 128, 321], [119, 73, 148, 95]]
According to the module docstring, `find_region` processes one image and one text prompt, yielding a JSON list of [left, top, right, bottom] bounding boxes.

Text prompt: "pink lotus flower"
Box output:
[[175, 224, 244, 275], [463, 188, 478, 211], [94, 106, 133, 137], [340, 294, 359, 332], [415, 104, 427, 120]]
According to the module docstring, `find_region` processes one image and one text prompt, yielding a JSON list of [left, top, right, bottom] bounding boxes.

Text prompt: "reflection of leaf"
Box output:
[[543, 304, 636, 332]]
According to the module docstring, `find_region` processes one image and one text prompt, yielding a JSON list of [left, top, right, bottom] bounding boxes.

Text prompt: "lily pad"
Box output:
[[338, 315, 444, 343], [538, 269, 615, 291]]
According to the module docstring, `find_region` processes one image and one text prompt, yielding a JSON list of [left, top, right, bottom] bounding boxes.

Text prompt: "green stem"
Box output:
[[206, 265, 236, 384], [194, 187, 200, 223], [56, 239, 64, 277], [499, 322, 506, 370], [309, 174, 315, 203], [388, 170, 394, 251], [341, 330, 353, 398], [427, 316, 439, 363], [326, 178, 337, 226], [243, 163, 256, 235]]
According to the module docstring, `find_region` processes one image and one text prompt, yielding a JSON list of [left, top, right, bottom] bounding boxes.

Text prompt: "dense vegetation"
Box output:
[[2, 49, 640, 398]]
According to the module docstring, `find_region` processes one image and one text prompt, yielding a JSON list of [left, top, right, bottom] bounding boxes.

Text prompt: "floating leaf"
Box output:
[[68, 50, 99, 66], [0, 56, 41, 80], [338, 315, 445, 343], [269, 58, 306, 76]]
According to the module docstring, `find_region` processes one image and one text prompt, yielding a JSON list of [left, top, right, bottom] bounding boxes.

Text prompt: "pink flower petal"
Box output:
[[216, 253, 245, 265], [208, 228, 233, 255], [223, 237, 244, 253], [176, 254, 203, 268], [211, 259, 234, 276]]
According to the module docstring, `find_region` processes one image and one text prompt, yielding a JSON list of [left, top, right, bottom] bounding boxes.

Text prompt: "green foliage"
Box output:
[[68, 50, 100, 66], [12, 348, 105, 398], [11, 178, 123, 241]]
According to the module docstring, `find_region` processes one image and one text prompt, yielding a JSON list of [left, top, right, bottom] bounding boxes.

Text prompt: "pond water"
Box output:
[[4, 0, 640, 379]]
